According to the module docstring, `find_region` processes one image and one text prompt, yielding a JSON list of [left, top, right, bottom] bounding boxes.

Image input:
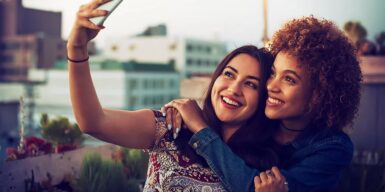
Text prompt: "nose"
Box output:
[[267, 76, 280, 93], [228, 81, 242, 96]]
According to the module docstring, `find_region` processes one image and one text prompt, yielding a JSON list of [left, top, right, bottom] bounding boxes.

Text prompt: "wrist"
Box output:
[[67, 55, 89, 63], [66, 45, 88, 62], [192, 123, 207, 133]]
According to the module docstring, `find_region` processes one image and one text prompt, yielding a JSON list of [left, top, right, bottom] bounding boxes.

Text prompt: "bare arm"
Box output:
[[67, 0, 155, 149]]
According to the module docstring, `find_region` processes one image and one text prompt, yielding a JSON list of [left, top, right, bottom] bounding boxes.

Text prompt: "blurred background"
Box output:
[[0, 0, 384, 191]]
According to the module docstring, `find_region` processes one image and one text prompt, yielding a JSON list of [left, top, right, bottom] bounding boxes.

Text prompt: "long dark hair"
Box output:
[[175, 45, 279, 170]]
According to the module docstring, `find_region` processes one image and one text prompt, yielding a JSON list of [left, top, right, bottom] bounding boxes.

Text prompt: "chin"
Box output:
[[265, 111, 281, 120]]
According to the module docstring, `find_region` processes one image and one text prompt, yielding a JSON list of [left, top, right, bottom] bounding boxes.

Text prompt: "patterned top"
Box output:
[[143, 110, 226, 192]]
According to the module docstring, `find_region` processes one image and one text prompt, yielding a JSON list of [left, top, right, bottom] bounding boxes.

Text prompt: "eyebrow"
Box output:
[[225, 66, 261, 81], [272, 66, 302, 80]]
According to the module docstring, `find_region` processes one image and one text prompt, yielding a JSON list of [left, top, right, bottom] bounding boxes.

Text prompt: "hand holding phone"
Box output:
[[90, 0, 123, 26]]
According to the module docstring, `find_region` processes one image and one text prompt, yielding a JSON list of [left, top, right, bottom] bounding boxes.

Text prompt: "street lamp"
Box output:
[[262, 0, 270, 47]]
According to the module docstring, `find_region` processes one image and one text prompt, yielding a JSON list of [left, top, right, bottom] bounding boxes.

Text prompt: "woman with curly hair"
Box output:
[[165, 16, 362, 191]]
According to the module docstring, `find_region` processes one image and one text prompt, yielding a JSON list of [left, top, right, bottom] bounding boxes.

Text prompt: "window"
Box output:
[[129, 79, 137, 89], [129, 44, 136, 51], [141, 80, 146, 88], [196, 59, 202, 66], [129, 96, 138, 106], [143, 96, 149, 105], [206, 47, 212, 53], [9, 42, 21, 50], [169, 80, 175, 88], [186, 44, 193, 51], [186, 58, 193, 66], [159, 80, 165, 88], [169, 43, 177, 51], [111, 44, 119, 52], [0, 55, 13, 63], [0, 42, 6, 50], [205, 60, 210, 66]]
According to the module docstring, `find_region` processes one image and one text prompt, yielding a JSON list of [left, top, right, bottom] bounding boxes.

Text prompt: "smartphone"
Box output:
[[90, 0, 123, 26]]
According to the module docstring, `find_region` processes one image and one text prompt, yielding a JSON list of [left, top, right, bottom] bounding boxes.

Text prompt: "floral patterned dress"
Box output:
[[143, 111, 226, 192]]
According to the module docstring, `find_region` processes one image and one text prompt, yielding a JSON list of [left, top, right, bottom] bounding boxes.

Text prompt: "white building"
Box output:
[[103, 36, 228, 77], [29, 60, 180, 122]]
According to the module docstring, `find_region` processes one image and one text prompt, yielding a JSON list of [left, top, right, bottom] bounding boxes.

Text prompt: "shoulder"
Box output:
[[313, 130, 353, 149], [307, 130, 354, 161], [149, 110, 173, 150]]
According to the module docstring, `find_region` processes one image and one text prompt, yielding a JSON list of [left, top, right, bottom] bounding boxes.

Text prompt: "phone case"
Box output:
[[90, 0, 123, 26]]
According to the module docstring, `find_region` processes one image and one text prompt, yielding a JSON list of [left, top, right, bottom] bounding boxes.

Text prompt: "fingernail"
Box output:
[[162, 112, 166, 117], [176, 127, 181, 134], [173, 133, 177, 139], [167, 124, 172, 131]]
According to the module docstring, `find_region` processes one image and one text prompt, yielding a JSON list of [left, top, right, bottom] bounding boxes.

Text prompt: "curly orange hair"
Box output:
[[270, 16, 362, 130]]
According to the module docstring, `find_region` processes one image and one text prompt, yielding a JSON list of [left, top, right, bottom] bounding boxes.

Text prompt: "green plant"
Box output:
[[76, 153, 129, 192], [121, 148, 149, 179], [40, 113, 84, 145]]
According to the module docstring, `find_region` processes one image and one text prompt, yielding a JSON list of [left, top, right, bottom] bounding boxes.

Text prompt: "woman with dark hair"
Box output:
[[66, 0, 281, 190], [165, 16, 362, 192]]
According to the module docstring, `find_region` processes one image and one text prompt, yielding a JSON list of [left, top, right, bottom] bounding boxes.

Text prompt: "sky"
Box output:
[[23, 0, 385, 49]]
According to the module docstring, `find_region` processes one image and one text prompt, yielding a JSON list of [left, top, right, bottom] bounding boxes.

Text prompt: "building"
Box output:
[[349, 56, 385, 150], [30, 59, 180, 123], [0, 0, 66, 82], [0, 83, 24, 160], [0, 35, 67, 81], [180, 76, 211, 106], [103, 36, 227, 78]]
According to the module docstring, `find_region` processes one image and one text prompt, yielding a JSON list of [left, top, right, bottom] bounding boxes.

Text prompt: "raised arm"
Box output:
[[67, 0, 156, 149]]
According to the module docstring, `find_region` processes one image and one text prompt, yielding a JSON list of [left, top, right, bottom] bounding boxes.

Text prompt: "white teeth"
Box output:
[[222, 96, 240, 106], [268, 97, 284, 105]]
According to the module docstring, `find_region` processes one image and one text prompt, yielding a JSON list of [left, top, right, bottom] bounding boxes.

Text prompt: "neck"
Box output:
[[281, 118, 310, 131], [276, 119, 310, 145], [221, 124, 240, 142]]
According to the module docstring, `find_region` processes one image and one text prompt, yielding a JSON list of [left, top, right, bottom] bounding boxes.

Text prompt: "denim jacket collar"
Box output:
[[290, 126, 323, 149]]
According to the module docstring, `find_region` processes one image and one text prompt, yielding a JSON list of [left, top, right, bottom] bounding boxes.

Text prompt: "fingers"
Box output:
[[160, 106, 166, 117], [164, 99, 182, 110], [259, 172, 269, 184], [77, 19, 103, 30], [254, 168, 288, 192], [75, 0, 110, 29], [254, 176, 261, 192], [89, 0, 112, 10], [173, 110, 182, 139], [165, 107, 173, 131], [162, 106, 182, 139], [78, 9, 109, 19], [271, 167, 283, 182]]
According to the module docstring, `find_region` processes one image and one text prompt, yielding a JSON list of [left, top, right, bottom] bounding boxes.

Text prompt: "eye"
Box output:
[[245, 81, 258, 90], [223, 71, 234, 79], [269, 71, 276, 79], [284, 76, 296, 84]]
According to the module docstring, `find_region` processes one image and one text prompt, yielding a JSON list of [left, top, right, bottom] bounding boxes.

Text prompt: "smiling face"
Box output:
[[211, 53, 262, 129], [265, 52, 313, 128]]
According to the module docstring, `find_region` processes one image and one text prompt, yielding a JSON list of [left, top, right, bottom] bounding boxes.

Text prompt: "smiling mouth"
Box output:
[[221, 96, 241, 107], [267, 97, 284, 105]]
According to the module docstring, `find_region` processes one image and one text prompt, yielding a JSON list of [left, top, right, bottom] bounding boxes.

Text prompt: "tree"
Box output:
[[376, 32, 385, 55], [344, 21, 367, 45], [344, 21, 377, 56], [40, 114, 84, 145]]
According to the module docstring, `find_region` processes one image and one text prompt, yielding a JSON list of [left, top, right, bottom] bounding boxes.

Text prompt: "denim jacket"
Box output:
[[188, 127, 354, 192]]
